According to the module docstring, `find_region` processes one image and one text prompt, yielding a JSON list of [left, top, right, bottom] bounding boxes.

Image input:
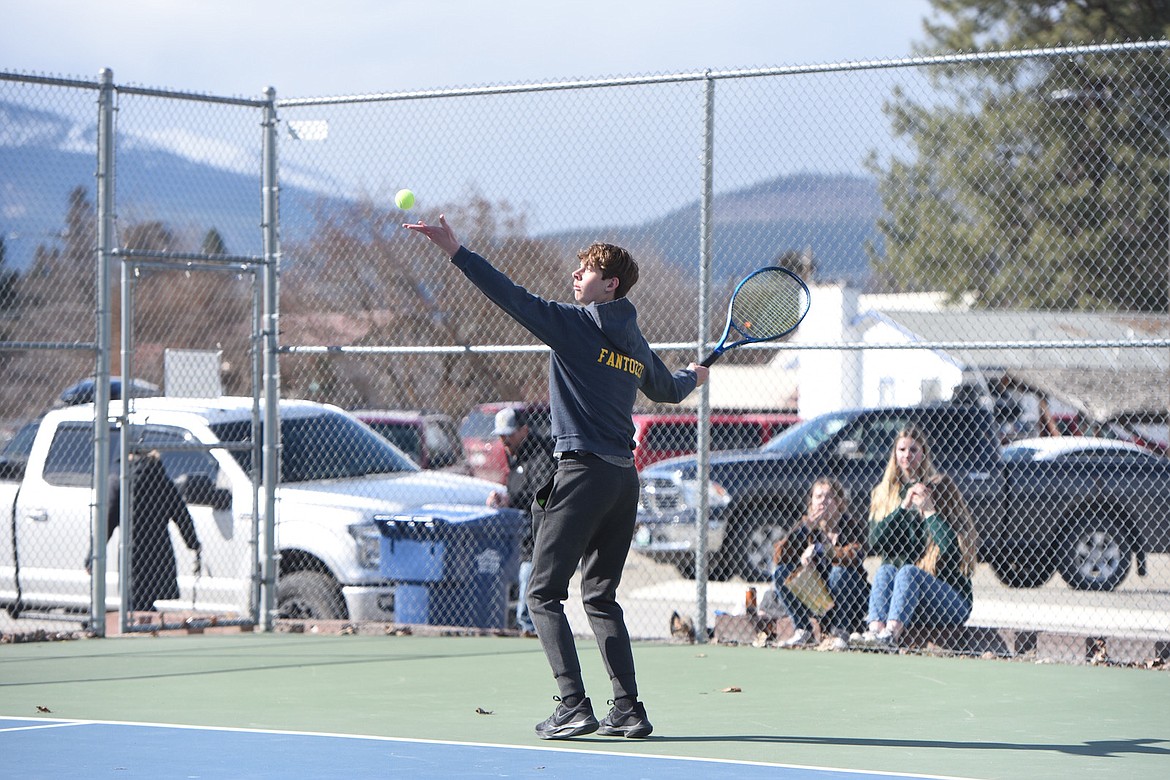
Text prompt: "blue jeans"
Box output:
[[516, 559, 535, 633], [867, 563, 972, 627], [772, 563, 870, 634]]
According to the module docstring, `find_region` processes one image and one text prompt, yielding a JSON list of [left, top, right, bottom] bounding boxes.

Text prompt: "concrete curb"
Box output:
[[713, 612, 1170, 667]]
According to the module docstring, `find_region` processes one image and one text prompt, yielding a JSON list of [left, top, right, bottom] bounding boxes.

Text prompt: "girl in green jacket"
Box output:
[[855, 426, 978, 649]]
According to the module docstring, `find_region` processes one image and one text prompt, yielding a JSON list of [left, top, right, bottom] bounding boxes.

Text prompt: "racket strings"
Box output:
[[729, 273, 809, 339]]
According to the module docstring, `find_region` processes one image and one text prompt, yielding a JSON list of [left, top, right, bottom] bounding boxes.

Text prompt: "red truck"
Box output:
[[632, 411, 799, 472]]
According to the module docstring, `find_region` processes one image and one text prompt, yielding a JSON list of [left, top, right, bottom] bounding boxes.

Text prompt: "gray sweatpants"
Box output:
[[527, 453, 641, 702]]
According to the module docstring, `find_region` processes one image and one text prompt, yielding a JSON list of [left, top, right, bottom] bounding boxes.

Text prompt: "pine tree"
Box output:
[[201, 228, 228, 257], [870, 0, 1170, 311]]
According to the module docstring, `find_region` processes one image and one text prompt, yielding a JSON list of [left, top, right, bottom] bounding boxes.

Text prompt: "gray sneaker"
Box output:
[[852, 628, 896, 651], [597, 699, 653, 738], [534, 696, 599, 740]]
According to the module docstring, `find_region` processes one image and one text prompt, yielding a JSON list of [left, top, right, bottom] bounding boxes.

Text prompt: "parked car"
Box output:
[[1003, 436, 1156, 462], [57, 377, 161, 406], [632, 411, 798, 472], [352, 409, 469, 474], [1025, 407, 1168, 456], [460, 402, 551, 484], [1102, 412, 1169, 456]]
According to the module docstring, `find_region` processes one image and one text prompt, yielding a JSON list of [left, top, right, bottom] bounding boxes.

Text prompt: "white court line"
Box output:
[[0, 715, 983, 780], [0, 717, 84, 733]]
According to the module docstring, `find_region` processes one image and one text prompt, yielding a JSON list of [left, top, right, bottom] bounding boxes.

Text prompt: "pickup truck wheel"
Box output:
[[1057, 519, 1131, 592], [989, 546, 1055, 589], [277, 570, 347, 620]]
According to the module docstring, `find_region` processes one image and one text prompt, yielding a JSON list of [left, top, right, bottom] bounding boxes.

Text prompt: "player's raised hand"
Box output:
[[404, 214, 461, 257]]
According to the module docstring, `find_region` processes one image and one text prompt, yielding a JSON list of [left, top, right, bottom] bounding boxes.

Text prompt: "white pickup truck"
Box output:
[[0, 397, 511, 622]]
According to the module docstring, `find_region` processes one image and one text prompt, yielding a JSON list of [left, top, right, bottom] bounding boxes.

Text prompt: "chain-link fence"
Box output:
[[2, 42, 1168, 661]]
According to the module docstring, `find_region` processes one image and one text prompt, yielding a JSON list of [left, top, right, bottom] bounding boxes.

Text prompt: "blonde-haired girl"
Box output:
[[856, 426, 978, 649]]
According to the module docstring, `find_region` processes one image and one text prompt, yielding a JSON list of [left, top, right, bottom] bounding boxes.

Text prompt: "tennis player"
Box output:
[[405, 215, 707, 739]]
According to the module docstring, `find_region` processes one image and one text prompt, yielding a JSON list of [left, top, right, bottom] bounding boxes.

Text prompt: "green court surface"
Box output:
[[1, 633, 1167, 779]]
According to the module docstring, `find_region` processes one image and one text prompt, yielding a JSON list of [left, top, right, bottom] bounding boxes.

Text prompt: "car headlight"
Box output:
[[678, 479, 730, 510], [348, 523, 382, 569]]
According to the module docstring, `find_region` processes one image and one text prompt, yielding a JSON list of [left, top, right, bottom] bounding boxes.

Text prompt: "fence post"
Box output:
[[90, 67, 115, 637], [694, 73, 715, 644], [259, 86, 281, 631]]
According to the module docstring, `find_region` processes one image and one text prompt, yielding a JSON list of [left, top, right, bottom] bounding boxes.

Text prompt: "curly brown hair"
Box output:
[[578, 242, 639, 298]]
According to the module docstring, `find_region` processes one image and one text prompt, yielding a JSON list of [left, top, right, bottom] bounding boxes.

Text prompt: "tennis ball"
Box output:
[[395, 189, 416, 210]]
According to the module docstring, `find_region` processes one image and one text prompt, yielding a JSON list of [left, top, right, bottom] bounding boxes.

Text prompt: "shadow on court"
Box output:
[[639, 734, 1170, 760]]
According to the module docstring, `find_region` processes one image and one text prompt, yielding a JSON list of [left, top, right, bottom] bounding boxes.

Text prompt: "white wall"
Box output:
[[796, 283, 863, 419], [859, 317, 964, 408], [678, 351, 798, 410]]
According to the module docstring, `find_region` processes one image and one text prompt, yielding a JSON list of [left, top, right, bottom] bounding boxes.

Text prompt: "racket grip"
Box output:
[[699, 350, 722, 368]]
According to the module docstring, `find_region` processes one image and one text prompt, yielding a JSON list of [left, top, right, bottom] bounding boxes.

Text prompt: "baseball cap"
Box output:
[[493, 407, 525, 436]]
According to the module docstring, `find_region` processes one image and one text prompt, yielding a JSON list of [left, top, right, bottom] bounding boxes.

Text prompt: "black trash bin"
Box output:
[[375, 508, 526, 629]]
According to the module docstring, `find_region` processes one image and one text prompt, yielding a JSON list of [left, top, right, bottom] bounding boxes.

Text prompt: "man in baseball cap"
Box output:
[[487, 406, 555, 638], [493, 407, 525, 437]]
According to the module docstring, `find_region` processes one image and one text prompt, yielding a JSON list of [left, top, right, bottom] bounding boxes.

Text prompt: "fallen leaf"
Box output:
[[721, 687, 742, 693]]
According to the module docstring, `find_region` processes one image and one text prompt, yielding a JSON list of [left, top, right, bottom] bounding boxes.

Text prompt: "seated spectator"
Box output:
[[771, 477, 869, 650], [855, 426, 978, 650]]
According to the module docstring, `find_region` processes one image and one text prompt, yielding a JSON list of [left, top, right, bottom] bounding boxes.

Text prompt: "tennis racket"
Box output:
[[700, 267, 811, 367]]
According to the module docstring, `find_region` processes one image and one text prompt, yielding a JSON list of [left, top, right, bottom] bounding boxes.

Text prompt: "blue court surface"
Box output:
[[2, 716, 974, 780]]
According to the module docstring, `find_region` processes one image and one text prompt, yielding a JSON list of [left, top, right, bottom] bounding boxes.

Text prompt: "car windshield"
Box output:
[[366, 421, 424, 463], [760, 413, 851, 456], [2, 419, 42, 463], [460, 409, 495, 440], [211, 412, 417, 483]]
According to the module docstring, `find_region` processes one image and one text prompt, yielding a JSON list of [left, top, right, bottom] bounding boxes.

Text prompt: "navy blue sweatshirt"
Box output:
[[452, 247, 699, 459]]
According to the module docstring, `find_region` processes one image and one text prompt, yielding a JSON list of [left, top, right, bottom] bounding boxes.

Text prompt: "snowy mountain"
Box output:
[[0, 100, 347, 271]]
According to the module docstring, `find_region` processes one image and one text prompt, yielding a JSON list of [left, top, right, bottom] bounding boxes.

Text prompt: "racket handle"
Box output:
[[699, 350, 723, 368]]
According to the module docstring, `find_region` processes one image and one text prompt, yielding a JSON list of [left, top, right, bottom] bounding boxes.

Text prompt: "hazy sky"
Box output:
[[1, 0, 944, 251], [2, 0, 936, 98]]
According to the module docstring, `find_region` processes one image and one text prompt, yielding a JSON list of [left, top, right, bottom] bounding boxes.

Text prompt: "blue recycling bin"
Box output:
[[375, 507, 527, 629]]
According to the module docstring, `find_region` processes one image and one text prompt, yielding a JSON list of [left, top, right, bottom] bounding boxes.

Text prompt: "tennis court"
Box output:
[[2, 632, 1166, 778]]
